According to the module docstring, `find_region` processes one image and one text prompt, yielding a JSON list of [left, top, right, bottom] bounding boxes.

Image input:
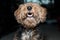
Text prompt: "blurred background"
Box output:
[[0, 0, 60, 40]]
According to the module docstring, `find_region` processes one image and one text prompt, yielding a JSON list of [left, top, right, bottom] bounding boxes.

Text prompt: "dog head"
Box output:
[[14, 3, 47, 28]]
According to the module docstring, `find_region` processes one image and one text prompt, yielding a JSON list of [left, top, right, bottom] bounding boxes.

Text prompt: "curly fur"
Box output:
[[14, 3, 47, 28]]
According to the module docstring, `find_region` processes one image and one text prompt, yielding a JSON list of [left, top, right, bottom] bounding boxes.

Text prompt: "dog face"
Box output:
[[14, 3, 47, 28]]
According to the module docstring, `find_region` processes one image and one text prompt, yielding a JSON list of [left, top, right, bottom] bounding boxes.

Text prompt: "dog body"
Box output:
[[14, 2, 47, 40], [13, 27, 45, 40]]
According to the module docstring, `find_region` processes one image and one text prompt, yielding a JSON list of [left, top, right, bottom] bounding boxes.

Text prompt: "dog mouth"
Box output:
[[27, 14, 33, 18], [27, 13, 33, 18]]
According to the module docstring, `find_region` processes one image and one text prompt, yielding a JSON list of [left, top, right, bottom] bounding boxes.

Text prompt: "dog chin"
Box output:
[[22, 17, 37, 28]]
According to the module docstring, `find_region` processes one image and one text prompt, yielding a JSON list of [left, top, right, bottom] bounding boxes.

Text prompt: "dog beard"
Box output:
[[23, 17, 37, 28]]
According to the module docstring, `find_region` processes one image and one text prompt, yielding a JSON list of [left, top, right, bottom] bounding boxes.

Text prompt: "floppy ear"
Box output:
[[14, 4, 25, 24], [14, 7, 20, 17], [39, 7, 47, 23], [14, 4, 23, 17]]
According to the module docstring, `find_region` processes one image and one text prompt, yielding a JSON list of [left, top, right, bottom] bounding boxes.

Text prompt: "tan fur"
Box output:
[[14, 2, 47, 28]]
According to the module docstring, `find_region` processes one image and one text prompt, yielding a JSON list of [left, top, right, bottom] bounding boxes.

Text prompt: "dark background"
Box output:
[[0, 0, 24, 37], [0, 0, 60, 38]]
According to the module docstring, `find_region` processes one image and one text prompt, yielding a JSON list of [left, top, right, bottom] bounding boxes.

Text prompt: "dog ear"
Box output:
[[39, 7, 47, 23], [14, 4, 24, 23], [14, 4, 23, 17]]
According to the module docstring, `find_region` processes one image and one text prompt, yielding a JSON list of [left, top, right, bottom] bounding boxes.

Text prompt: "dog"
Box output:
[[13, 2, 47, 40]]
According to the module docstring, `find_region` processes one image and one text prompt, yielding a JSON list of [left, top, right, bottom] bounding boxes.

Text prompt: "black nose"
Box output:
[[27, 6, 32, 11]]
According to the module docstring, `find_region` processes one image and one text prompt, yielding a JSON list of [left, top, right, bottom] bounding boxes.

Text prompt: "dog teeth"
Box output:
[[27, 15, 32, 17]]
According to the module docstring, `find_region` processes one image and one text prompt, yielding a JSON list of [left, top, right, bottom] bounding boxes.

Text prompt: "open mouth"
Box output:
[[27, 15, 33, 18], [27, 13, 33, 18]]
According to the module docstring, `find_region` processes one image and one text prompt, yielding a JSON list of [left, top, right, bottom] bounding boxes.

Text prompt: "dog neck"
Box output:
[[19, 23, 40, 29]]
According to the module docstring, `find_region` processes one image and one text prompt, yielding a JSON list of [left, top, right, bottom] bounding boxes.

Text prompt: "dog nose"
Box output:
[[27, 6, 32, 11]]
